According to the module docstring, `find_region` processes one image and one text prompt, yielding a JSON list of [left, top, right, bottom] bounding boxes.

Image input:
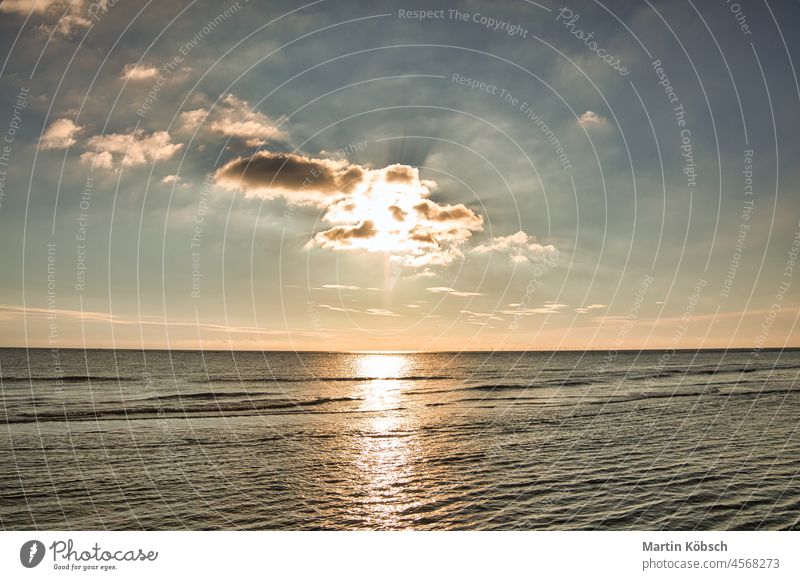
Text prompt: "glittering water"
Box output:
[[1, 348, 799, 530]]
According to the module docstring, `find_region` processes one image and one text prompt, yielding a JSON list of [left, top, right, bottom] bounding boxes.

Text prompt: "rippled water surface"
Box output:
[[1, 348, 799, 530]]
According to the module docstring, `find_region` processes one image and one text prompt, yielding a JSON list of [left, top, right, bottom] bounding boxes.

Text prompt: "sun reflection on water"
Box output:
[[357, 354, 408, 381], [353, 353, 416, 527]]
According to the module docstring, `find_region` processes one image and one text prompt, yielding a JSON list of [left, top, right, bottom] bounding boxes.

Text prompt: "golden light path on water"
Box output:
[[353, 353, 418, 527]]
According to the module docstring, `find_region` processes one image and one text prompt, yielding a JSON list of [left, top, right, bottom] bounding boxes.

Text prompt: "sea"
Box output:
[[1, 348, 798, 530]]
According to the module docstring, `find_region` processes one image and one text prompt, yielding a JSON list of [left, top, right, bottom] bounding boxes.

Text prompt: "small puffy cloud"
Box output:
[[216, 151, 484, 267], [471, 231, 557, 264], [41, 13, 91, 36], [122, 64, 160, 81], [39, 118, 82, 150], [161, 174, 180, 184], [578, 110, 610, 129], [80, 129, 182, 169], [427, 286, 482, 297], [180, 94, 287, 146]]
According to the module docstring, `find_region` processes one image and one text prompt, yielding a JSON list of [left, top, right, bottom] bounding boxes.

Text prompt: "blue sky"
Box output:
[[0, 0, 798, 350]]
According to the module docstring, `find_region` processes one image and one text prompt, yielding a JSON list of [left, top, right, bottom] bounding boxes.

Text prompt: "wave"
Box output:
[[193, 375, 457, 384], [559, 386, 799, 406], [150, 391, 281, 401], [625, 363, 800, 381], [1, 375, 139, 383], [1, 396, 363, 424], [421, 386, 800, 410], [406, 379, 594, 396], [463, 379, 593, 392]]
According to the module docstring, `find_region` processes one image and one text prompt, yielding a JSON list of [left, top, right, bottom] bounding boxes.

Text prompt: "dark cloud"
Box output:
[[414, 200, 483, 225], [214, 151, 364, 200], [389, 205, 407, 221], [409, 227, 437, 244], [318, 220, 377, 242]]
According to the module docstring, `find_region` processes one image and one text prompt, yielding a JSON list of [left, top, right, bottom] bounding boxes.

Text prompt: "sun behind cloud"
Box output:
[[215, 151, 491, 267]]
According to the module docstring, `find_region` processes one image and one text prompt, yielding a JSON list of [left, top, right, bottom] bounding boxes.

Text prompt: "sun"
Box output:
[[356, 354, 408, 380]]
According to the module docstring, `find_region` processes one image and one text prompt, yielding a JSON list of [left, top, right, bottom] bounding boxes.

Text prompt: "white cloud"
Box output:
[[471, 231, 557, 264], [39, 118, 82, 150], [180, 93, 287, 146], [575, 304, 607, 314], [427, 286, 482, 297], [578, 110, 610, 129], [320, 284, 361, 291], [1, 1, 92, 37], [0, 0, 69, 13], [501, 303, 567, 316], [318, 284, 381, 291], [122, 64, 160, 81], [366, 308, 399, 317], [0, 0, 50, 13], [81, 129, 183, 169], [41, 13, 91, 36], [317, 304, 354, 313]]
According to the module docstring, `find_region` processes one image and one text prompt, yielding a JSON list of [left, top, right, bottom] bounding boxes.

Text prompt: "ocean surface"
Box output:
[[1, 348, 798, 530]]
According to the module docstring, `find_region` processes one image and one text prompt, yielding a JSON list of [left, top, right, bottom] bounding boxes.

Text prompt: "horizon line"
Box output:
[[1, 346, 798, 353]]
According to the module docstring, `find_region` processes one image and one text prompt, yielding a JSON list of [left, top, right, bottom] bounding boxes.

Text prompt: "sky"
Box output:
[[0, 0, 798, 351]]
